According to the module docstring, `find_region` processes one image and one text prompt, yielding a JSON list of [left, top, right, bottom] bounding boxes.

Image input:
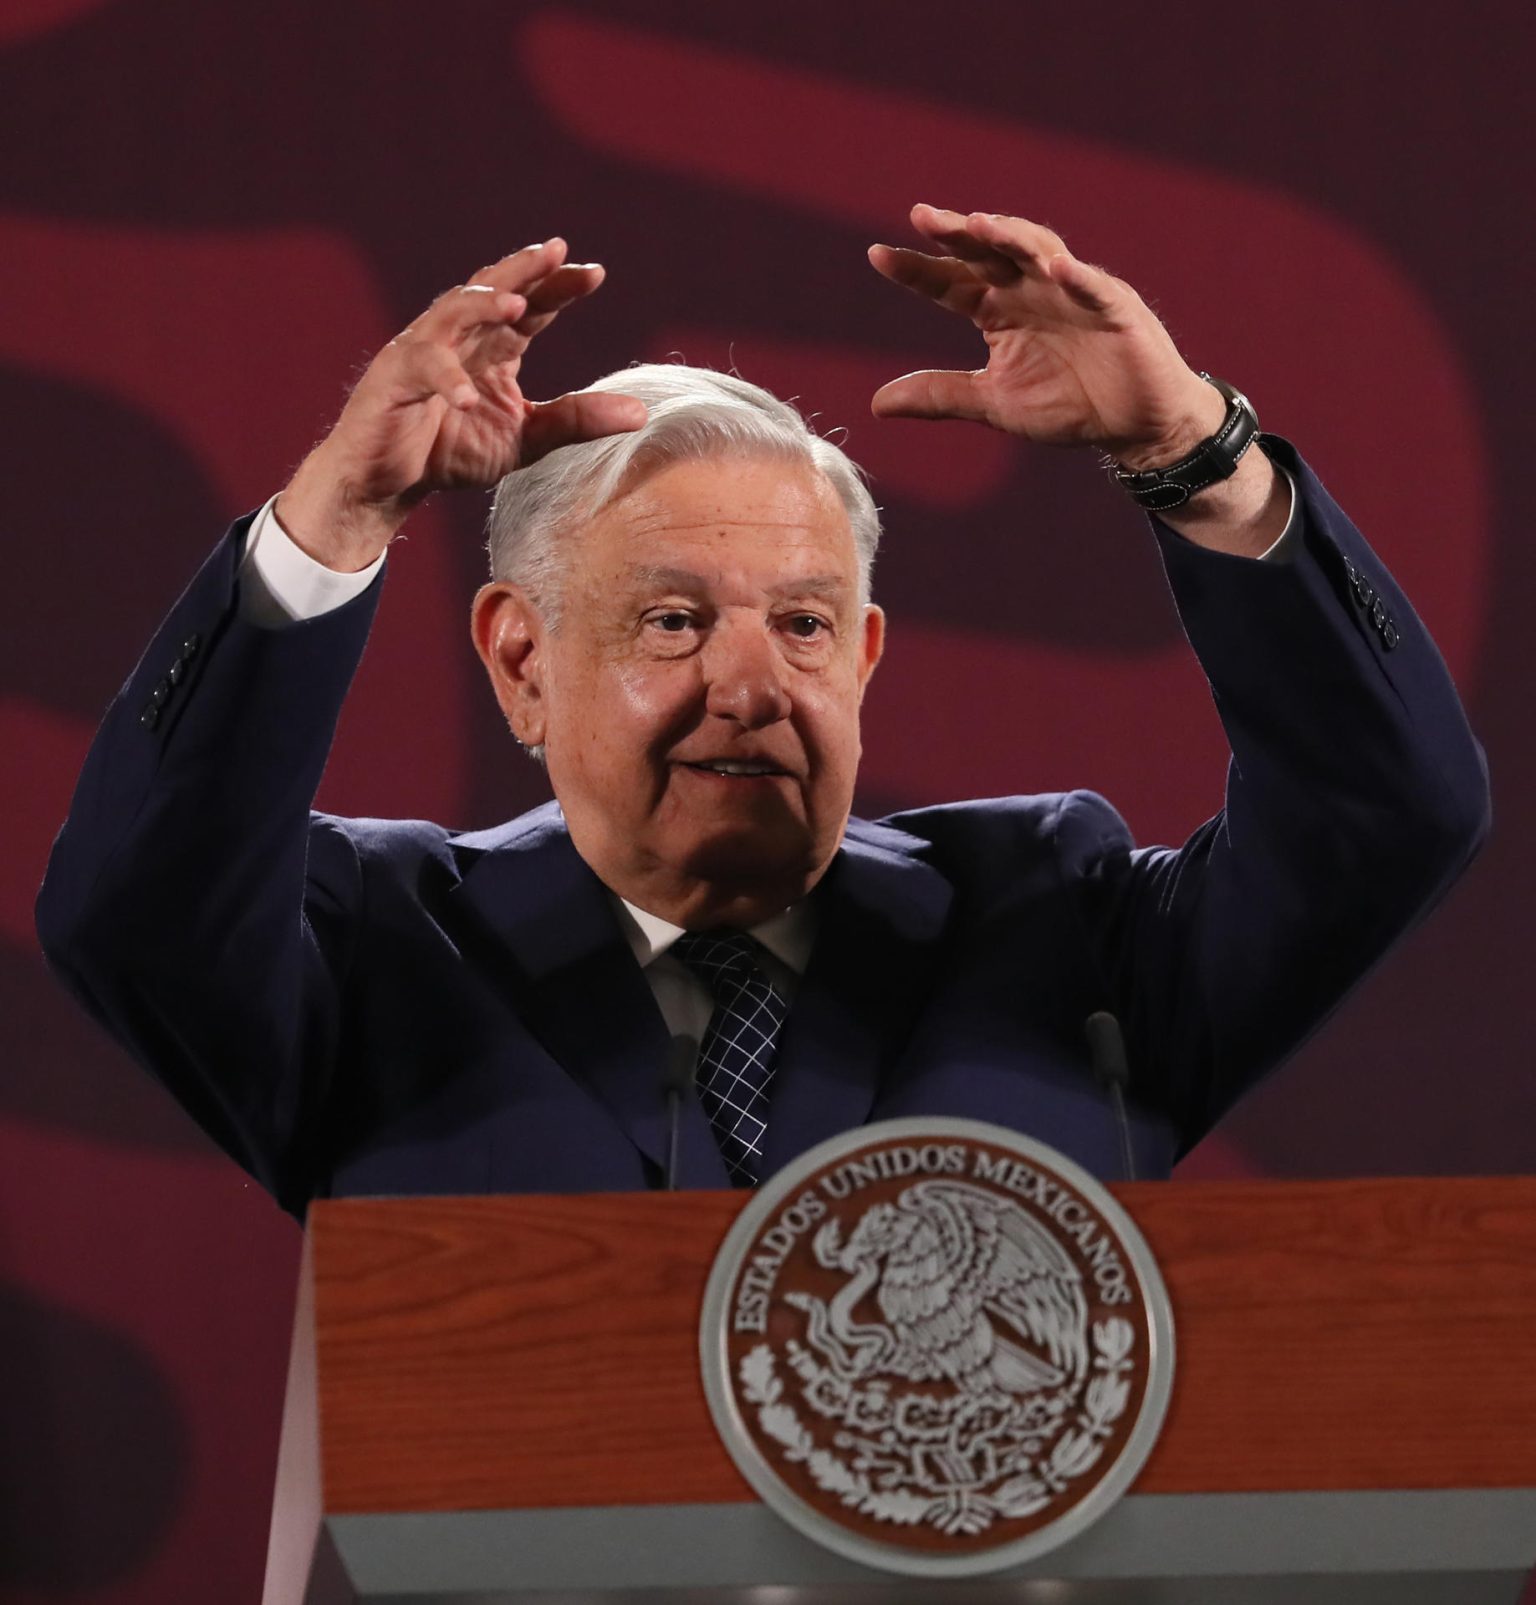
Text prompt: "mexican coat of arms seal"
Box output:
[[699, 1117, 1175, 1576]]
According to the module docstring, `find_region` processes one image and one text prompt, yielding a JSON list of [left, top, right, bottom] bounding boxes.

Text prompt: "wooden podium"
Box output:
[[263, 1179, 1536, 1604]]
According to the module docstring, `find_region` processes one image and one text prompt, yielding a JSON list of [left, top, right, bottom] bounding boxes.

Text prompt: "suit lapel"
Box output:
[[447, 808, 951, 1191], [448, 805, 730, 1188], [760, 818, 954, 1179]]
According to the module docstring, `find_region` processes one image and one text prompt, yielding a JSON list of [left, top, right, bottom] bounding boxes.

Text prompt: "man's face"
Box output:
[[476, 453, 884, 927]]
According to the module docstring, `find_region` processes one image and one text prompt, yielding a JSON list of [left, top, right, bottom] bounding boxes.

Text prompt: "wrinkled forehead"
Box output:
[[574, 453, 859, 586]]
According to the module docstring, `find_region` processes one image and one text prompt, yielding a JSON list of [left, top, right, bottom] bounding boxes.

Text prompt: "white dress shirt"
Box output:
[[612, 897, 815, 1045]]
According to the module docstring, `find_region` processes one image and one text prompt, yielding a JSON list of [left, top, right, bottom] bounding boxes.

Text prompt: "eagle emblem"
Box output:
[[792, 1180, 1090, 1401], [703, 1120, 1174, 1574]]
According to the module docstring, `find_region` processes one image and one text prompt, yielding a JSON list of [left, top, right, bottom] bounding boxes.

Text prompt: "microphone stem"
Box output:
[[1085, 1010, 1137, 1184], [666, 1084, 682, 1191], [662, 1033, 697, 1192], [1108, 1077, 1136, 1184]]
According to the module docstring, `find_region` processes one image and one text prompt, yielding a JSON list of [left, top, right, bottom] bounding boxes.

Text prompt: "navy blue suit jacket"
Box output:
[[36, 440, 1490, 1220]]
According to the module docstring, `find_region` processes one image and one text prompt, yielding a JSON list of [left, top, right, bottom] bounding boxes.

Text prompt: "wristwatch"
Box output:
[[1110, 374, 1259, 512]]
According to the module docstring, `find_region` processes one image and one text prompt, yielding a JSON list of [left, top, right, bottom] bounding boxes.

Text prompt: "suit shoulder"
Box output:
[[310, 810, 453, 861], [309, 799, 563, 879], [869, 790, 1135, 877]]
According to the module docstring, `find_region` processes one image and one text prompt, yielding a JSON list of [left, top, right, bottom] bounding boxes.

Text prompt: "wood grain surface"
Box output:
[[308, 1179, 1536, 1513]]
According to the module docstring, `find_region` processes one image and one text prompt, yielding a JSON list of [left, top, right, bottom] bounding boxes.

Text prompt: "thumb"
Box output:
[[520, 390, 648, 464], [871, 369, 990, 423]]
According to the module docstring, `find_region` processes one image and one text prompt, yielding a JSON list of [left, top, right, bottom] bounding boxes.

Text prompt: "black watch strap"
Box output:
[[1110, 374, 1259, 512]]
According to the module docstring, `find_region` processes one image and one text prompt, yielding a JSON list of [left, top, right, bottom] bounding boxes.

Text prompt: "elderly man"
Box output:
[[37, 207, 1488, 1218]]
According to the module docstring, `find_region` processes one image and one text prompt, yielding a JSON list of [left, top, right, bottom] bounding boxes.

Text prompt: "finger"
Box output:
[[466, 237, 571, 294], [521, 261, 605, 310], [1046, 252, 1119, 314], [456, 318, 530, 373], [399, 341, 480, 410], [909, 203, 1021, 286], [455, 264, 606, 368], [412, 284, 528, 346], [871, 368, 990, 424], [465, 241, 547, 286], [515, 261, 606, 337], [520, 389, 648, 463], [867, 244, 987, 318], [964, 211, 1069, 275]]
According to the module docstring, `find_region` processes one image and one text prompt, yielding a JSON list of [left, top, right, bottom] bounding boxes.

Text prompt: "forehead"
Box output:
[[577, 454, 857, 584]]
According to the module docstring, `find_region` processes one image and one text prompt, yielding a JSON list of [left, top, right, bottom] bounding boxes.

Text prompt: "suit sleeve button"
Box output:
[[1382, 621, 1400, 650], [167, 658, 186, 686], [181, 633, 201, 658], [140, 705, 160, 730], [149, 678, 171, 707]]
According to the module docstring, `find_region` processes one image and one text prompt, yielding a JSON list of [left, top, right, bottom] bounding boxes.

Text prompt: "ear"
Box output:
[[855, 603, 886, 700], [471, 582, 549, 748]]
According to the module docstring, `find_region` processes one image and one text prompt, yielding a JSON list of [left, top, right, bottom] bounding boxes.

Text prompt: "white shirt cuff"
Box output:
[[238, 494, 385, 628], [1256, 466, 1300, 562]]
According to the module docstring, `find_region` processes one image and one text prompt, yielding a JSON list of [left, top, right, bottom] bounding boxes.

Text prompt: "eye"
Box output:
[[648, 610, 695, 633], [784, 614, 828, 639]]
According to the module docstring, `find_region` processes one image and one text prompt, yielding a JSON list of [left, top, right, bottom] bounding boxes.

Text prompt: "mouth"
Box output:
[[678, 758, 792, 781]]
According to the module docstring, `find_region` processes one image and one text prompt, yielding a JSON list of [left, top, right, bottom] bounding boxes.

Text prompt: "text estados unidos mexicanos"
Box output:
[[732, 1144, 1133, 1333]]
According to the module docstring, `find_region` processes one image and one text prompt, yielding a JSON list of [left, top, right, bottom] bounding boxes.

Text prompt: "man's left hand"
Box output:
[[869, 205, 1288, 554]]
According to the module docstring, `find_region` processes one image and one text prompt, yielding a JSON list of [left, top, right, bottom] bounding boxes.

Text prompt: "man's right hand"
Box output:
[[274, 239, 646, 572]]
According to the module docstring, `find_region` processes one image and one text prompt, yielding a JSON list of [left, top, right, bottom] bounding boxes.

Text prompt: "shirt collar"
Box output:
[[612, 894, 816, 976]]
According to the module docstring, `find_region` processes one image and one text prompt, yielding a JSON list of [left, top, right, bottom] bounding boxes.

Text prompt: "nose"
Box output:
[[702, 613, 792, 729]]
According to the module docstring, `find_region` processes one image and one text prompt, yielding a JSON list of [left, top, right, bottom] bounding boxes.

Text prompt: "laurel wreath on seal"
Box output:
[[739, 1317, 1135, 1534]]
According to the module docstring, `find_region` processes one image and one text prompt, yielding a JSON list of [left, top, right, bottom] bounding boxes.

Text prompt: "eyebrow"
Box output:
[[625, 566, 852, 601]]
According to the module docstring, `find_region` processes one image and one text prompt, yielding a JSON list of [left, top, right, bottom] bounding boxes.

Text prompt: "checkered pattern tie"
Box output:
[[670, 931, 787, 1186]]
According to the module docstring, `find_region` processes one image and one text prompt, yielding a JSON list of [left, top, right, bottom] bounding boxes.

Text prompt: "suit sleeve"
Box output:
[[34, 516, 384, 1213], [1061, 434, 1491, 1152]]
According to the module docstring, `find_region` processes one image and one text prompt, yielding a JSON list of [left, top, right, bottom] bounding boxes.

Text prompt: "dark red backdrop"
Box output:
[[2, 2, 1531, 1598]]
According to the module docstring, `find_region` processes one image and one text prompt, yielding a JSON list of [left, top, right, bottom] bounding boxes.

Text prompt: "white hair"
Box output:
[[485, 363, 882, 623]]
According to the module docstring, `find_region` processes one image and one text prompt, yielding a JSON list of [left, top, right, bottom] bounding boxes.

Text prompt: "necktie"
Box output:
[[670, 931, 788, 1186]]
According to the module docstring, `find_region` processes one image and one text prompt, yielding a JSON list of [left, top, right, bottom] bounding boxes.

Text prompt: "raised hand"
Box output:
[[868, 205, 1226, 469], [276, 239, 645, 571]]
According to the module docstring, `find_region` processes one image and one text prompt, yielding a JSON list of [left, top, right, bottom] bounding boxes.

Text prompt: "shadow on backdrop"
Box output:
[[0, 1283, 189, 1591]]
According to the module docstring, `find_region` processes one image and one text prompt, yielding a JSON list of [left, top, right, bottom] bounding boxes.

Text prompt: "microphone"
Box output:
[[1085, 1010, 1137, 1183], [661, 1033, 697, 1191]]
